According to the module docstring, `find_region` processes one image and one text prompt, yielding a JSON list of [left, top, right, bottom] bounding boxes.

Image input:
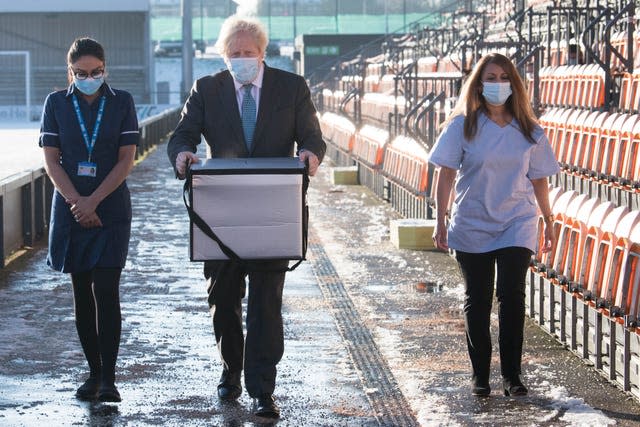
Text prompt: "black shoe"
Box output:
[[98, 382, 122, 402], [75, 377, 99, 401], [471, 377, 491, 397], [253, 394, 280, 418], [503, 376, 528, 396], [217, 369, 242, 400]]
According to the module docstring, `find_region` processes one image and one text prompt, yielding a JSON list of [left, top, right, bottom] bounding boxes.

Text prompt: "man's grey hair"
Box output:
[[215, 15, 268, 57]]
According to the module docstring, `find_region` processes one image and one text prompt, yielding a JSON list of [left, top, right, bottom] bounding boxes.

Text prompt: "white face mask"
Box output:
[[482, 81, 512, 106], [226, 57, 260, 84]]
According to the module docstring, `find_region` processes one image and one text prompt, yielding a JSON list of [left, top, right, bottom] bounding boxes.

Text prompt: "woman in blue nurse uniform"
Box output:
[[429, 53, 560, 398], [39, 37, 139, 402]]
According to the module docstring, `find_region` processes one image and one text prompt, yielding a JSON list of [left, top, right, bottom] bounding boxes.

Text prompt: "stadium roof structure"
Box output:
[[1, 0, 149, 12]]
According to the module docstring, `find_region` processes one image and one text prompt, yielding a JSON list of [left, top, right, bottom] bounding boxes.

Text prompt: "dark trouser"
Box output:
[[455, 247, 532, 381], [205, 259, 288, 397], [71, 268, 122, 384]]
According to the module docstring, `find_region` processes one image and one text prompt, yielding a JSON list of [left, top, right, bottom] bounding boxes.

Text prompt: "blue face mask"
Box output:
[[226, 57, 260, 84], [482, 81, 512, 106], [74, 76, 104, 96]]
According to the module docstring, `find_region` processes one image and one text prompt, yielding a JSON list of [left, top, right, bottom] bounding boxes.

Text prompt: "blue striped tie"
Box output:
[[241, 84, 256, 149]]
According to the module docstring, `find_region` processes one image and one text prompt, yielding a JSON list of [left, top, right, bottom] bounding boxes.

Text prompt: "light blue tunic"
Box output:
[[428, 113, 560, 253]]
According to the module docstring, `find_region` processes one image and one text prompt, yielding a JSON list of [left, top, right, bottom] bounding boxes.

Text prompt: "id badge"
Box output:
[[77, 161, 97, 177]]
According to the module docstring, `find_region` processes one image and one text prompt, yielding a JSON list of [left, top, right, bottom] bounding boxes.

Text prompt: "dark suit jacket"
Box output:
[[167, 64, 326, 169]]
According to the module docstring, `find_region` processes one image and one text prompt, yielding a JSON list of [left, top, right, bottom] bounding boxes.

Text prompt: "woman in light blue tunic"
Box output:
[[39, 38, 139, 402], [429, 53, 559, 398]]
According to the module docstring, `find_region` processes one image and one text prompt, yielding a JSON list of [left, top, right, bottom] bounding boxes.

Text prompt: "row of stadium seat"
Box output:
[[527, 187, 640, 395], [537, 64, 605, 108], [319, 112, 431, 198], [533, 187, 640, 323], [539, 107, 640, 189], [360, 93, 406, 125], [619, 70, 640, 112]]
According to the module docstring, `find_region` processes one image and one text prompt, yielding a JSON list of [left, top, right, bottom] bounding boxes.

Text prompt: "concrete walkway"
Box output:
[[1, 140, 640, 426]]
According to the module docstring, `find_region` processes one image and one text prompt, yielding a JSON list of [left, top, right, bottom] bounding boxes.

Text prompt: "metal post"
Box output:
[[403, 0, 406, 29], [34, 176, 44, 239], [384, 0, 388, 34], [268, 0, 271, 35], [21, 183, 33, 247], [293, 0, 297, 40], [0, 195, 4, 268], [200, 0, 204, 44], [335, 0, 339, 33], [25, 51, 31, 121], [181, 0, 194, 102]]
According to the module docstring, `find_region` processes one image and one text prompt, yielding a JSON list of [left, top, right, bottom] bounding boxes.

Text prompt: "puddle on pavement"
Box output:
[[415, 281, 443, 293]]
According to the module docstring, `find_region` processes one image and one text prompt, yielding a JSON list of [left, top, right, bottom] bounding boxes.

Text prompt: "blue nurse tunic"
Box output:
[[39, 83, 139, 273], [429, 113, 561, 254]]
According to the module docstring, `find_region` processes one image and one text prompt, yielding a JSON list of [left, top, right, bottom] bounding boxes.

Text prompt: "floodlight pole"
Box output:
[[385, 1, 388, 34], [268, 0, 272, 35], [403, 0, 407, 29], [182, 0, 194, 102], [293, 0, 297, 40]]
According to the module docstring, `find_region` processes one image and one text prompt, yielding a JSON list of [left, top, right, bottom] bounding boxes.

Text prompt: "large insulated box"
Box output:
[[186, 158, 308, 262]]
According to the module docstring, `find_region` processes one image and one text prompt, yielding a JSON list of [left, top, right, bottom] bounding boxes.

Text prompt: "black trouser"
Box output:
[[205, 260, 288, 397], [71, 268, 122, 384], [455, 247, 532, 381]]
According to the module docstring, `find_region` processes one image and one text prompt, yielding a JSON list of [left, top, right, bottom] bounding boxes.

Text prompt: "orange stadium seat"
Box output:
[[539, 66, 552, 105], [582, 64, 606, 108], [536, 189, 578, 272], [597, 210, 640, 310], [558, 197, 602, 289], [581, 205, 629, 302], [616, 222, 640, 322], [590, 113, 624, 180], [361, 93, 406, 125], [352, 125, 388, 168], [381, 135, 430, 194], [573, 111, 609, 177], [546, 108, 572, 159], [557, 109, 588, 167], [612, 114, 640, 185], [621, 119, 640, 188], [561, 109, 590, 169], [600, 114, 640, 184], [548, 193, 590, 282], [619, 71, 636, 111], [319, 112, 356, 154], [571, 201, 617, 293]]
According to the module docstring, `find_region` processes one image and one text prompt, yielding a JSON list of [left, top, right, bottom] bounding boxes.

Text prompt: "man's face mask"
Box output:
[[226, 57, 260, 84]]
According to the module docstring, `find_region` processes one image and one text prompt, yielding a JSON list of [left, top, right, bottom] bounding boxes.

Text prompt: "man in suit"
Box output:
[[167, 15, 325, 418]]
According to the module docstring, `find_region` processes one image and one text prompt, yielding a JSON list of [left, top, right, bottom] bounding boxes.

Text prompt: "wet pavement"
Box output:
[[1, 140, 640, 426]]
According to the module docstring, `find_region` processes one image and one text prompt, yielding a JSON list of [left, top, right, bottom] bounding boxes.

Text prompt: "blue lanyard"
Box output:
[[72, 94, 106, 162]]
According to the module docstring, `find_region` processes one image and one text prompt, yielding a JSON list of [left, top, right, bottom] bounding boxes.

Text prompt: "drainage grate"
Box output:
[[308, 228, 419, 427]]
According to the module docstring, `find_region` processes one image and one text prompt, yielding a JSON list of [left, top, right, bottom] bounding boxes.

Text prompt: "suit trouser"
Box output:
[[455, 247, 532, 381], [204, 259, 288, 397]]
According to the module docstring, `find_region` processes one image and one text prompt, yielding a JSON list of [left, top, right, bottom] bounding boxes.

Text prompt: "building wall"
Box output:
[[0, 11, 152, 110], [295, 34, 385, 82]]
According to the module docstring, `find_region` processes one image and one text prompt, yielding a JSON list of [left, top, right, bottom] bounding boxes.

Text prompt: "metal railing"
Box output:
[[0, 105, 181, 267]]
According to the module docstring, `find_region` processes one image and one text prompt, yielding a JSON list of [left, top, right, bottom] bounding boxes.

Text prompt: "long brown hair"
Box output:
[[443, 52, 538, 142]]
